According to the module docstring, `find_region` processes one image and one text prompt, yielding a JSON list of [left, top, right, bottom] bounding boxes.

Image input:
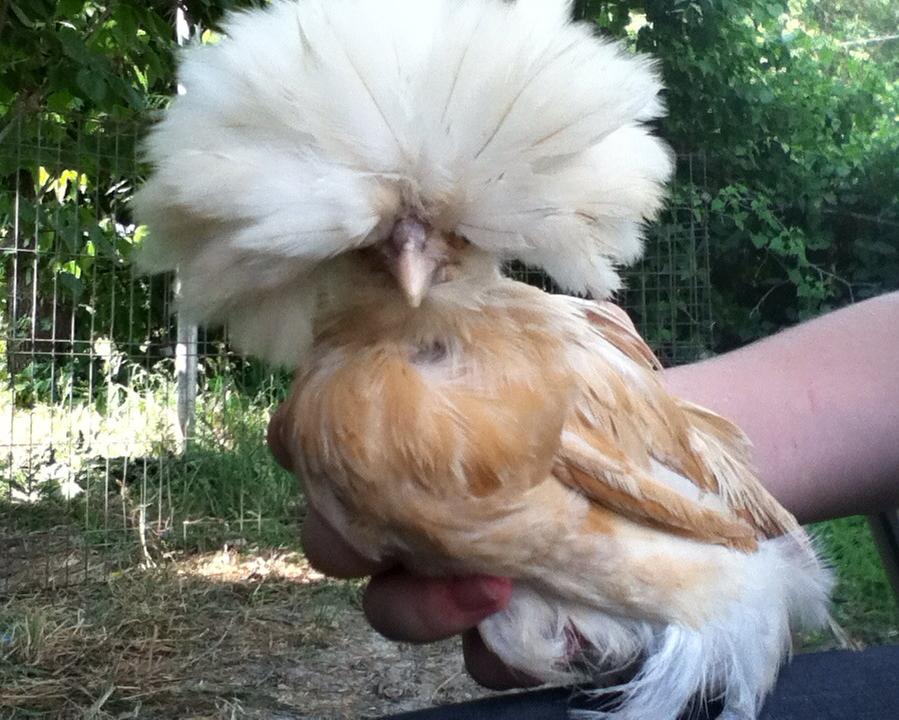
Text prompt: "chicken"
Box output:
[[134, 1, 833, 718]]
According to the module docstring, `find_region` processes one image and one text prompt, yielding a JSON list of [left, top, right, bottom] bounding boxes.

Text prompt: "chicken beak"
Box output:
[[389, 217, 436, 308], [395, 243, 435, 308]]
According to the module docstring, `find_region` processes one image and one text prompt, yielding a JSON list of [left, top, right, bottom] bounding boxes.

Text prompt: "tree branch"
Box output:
[[841, 34, 899, 48]]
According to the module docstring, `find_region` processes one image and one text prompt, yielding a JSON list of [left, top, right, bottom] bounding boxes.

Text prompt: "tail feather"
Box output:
[[479, 533, 833, 720]]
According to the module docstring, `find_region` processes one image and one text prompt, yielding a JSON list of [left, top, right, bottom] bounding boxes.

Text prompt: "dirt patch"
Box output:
[[0, 548, 491, 719]]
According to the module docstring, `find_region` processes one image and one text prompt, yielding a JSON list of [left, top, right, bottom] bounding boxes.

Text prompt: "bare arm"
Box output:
[[665, 292, 899, 524]]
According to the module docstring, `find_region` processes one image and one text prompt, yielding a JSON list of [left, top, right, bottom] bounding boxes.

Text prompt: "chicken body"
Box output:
[[282, 255, 831, 719], [134, 1, 834, 717]]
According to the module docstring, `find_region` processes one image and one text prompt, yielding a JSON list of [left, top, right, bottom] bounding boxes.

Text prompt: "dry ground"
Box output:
[[0, 549, 491, 720]]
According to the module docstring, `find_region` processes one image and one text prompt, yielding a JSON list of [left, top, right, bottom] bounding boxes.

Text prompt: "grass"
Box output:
[[1, 363, 304, 594], [0, 553, 349, 719], [1, 363, 299, 544], [813, 516, 899, 646]]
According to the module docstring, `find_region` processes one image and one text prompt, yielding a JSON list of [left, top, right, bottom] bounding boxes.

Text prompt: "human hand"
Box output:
[[267, 408, 539, 690]]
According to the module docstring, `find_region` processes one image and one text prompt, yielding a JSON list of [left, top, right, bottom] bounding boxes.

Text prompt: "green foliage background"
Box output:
[[583, 0, 898, 346], [1, 0, 896, 361]]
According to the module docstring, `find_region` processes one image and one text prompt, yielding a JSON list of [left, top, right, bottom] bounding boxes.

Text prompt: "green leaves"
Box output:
[[57, 26, 92, 64], [620, 0, 899, 347], [56, 263, 85, 300], [112, 5, 139, 43], [55, 0, 86, 18], [0, 1, 190, 118], [76, 68, 108, 105], [8, 2, 38, 29]]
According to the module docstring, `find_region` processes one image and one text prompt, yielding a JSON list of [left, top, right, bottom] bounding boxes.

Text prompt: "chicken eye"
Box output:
[[410, 340, 448, 366], [447, 233, 471, 250]]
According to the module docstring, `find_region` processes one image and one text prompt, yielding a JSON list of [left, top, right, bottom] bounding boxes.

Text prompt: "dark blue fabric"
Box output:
[[382, 646, 899, 719]]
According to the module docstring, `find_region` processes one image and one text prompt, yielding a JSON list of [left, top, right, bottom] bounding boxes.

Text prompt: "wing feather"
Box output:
[[553, 297, 800, 549], [677, 399, 799, 538]]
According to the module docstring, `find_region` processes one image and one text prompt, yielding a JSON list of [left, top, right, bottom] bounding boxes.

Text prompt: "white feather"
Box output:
[[134, 0, 673, 364], [480, 534, 833, 720]]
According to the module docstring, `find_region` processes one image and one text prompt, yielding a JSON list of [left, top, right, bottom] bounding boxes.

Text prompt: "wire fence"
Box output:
[[0, 113, 713, 594]]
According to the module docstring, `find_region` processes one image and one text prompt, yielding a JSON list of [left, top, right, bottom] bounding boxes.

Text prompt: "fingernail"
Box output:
[[450, 576, 511, 614]]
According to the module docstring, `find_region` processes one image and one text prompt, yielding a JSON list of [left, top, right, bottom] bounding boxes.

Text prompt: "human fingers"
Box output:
[[301, 507, 391, 579], [268, 410, 392, 578], [363, 570, 513, 644]]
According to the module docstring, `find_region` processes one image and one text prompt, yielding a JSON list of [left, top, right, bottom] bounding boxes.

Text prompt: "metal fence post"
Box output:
[[173, 5, 198, 453], [175, 305, 198, 452]]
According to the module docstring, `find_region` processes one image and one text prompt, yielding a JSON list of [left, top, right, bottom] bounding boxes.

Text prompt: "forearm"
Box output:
[[664, 292, 899, 524]]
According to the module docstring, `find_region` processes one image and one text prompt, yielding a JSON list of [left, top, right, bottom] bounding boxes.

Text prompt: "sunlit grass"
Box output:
[[0, 555, 366, 719], [814, 516, 899, 645], [0, 366, 299, 559]]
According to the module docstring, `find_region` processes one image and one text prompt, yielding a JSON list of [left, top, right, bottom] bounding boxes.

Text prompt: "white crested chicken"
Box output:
[[134, 1, 833, 718]]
